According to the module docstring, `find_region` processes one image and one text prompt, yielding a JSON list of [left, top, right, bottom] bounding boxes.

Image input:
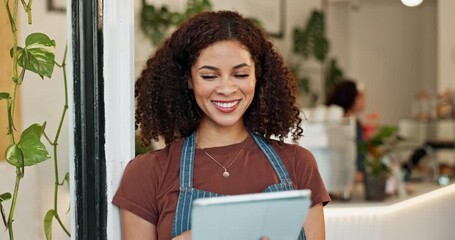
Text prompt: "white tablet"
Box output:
[[191, 189, 311, 240]]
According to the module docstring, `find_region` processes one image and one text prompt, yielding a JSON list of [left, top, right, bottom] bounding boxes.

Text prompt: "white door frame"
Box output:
[[103, 1, 135, 239], [68, 0, 135, 239]]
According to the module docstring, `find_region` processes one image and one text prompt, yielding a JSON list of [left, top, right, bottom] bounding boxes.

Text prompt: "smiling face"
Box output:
[[190, 40, 256, 131]]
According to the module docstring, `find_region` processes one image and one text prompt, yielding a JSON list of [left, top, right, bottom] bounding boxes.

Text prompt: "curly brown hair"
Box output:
[[136, 10, 303, 145]]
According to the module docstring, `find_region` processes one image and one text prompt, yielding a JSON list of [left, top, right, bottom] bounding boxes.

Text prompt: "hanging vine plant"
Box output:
[[1, 1, 70, 239]]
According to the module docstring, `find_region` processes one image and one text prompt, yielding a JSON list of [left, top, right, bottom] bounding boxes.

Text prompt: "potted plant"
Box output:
[[140, 0, 212, 46], [291, 10, 344, 107], [358, 114, 399, 201]]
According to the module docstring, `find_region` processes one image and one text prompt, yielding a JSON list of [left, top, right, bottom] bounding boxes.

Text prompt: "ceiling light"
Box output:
[[401, 0, 424, 7]]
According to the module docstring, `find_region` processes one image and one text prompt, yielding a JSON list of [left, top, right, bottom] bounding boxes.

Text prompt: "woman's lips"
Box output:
[[212, 100, 240, 113]]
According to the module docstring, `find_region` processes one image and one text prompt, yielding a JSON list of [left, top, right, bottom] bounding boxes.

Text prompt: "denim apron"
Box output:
[[171, 132, 306, 239]]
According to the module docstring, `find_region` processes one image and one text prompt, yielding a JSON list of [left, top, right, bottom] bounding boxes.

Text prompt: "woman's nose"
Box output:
[[216, 78, 237, 96]]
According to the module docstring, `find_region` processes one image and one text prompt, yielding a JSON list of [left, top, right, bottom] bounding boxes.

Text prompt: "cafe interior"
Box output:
[[0, 0, 454, 239]]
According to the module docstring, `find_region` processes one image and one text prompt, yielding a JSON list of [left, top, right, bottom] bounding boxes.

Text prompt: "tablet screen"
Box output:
[[191, 189, 311, 240]]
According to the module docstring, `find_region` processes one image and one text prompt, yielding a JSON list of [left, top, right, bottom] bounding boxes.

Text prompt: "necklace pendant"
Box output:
[[223, 170, 230, 178]]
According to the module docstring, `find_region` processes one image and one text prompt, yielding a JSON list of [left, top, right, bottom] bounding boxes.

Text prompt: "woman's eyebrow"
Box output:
[[233, 63, 250, 69], [198, 63, 250, 71], [198, 65, 218, 71]]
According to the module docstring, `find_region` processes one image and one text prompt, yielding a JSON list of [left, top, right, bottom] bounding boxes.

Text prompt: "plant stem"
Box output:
[[54, 45, 68, 145], [8, 0, 19, 126], [55, 213, 70, 236], [6, 99, 16, 143], [7, 168, 22, 240], [5, 1, 20, 239], [10, 83, 18, 130], [42, 130, 53, 145], [51, 44, 70, 237], [4, 0, 17, 33], [19, 0, 31, 24], [11, 0, 18, 80], [52, 142, 70, 236]]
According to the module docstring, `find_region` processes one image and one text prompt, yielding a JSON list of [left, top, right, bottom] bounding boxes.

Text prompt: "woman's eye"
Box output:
[[235, 74, 249, 78], [201, 75, 217, 79]]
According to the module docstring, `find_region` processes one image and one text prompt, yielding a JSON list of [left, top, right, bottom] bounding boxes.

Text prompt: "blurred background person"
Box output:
[[325, 79, 366, 183]]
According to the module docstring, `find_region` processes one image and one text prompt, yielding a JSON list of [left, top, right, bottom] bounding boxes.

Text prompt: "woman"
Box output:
[[113, 11, 330, 240], [326, 79, 366, 180]]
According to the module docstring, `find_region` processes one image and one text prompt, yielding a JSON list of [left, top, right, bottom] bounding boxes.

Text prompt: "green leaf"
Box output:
[[314, 37, 329, 62], [5, 124, 50, 167], [293, 10, 328, 62], [0, 192, 11, 227], [63, 172, 70, 187], [6, 144, 24, 167], [0, 92, 10, 100], [1, 203, 6, 228], [9, 46, 23, 58], [293, 28, 310, 57], [15, 33, 56, 78], [0, 193, 12, 202], [44, 209, 55, 240], [19, 124, 51, 166], [64, 172, 71, 214]]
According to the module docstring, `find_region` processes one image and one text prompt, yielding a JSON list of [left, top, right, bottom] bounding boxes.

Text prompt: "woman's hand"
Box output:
[[172, 230, 192, 240]]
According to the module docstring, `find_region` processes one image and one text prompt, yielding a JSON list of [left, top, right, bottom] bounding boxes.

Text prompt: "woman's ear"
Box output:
[[188, 79, 193, 89]]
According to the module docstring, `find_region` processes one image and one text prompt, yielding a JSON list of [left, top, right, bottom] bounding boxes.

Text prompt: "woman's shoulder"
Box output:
[[269, 139, 314, 158], [126, 138, 185, 172], [268, 139, 317, 169]]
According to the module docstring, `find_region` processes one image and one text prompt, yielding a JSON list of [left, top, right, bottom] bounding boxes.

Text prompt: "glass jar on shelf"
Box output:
[[436, 90, 455, 120], [412, 89, 436, 121]]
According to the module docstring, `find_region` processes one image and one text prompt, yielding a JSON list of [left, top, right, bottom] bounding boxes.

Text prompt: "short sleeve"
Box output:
[[112, 152, 161, 224], [294, 146, 331, 207]]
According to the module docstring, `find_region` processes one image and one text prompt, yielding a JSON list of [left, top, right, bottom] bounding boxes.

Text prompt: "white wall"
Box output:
[[327, 0, 439, 126], [438, 0, 455, 92], [328, 0, 437, 125], [327, 1, 351, 73], [0, 2, 70, 240]]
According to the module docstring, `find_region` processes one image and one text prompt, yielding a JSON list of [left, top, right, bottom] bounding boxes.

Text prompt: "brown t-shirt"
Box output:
[[112, 135, 330, 239]]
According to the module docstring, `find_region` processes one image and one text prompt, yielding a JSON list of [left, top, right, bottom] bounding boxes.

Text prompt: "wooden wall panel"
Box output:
[[0, 10, 20, 160]]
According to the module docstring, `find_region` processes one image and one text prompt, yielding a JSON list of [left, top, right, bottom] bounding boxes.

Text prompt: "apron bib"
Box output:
[[171, 132, 306, 239]]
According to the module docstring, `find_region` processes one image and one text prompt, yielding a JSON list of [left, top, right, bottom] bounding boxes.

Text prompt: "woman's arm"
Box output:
[[120, 209, 157, 240], [303, 203, 325, 240]]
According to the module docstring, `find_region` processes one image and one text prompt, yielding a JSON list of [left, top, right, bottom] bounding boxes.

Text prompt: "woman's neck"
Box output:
[[196, 122, 249, 148]]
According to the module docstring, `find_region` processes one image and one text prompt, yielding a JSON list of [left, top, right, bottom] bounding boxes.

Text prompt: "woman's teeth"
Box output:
[[213, 101, 239, 108]]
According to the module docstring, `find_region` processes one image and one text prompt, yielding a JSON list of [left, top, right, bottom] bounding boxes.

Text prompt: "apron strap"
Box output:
[[179, 132, 196, 188], [251, 132, 292, 182]]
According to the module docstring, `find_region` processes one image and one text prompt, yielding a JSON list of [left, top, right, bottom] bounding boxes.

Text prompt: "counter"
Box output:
[[324, 182, 455, 240]]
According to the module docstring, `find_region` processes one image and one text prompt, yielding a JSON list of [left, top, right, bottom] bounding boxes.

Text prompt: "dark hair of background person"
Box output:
[[325, 79, 359, 113], [135, 11, 303, 145]]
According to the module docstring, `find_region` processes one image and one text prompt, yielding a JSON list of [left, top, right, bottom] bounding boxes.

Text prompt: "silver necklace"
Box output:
[[196, 138, 248, 178]]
